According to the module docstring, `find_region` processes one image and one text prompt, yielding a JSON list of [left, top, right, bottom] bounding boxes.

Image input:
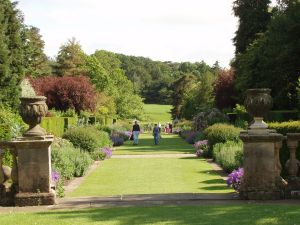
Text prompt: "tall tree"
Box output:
[[55, 38, 86, 76], [181, 71, 216, 119], [233, 0, 271, 54], [22, 26, 51, 77], [0, 0, 24, 109], [234, 0, 300, 109], [171, 74, 196, 118]]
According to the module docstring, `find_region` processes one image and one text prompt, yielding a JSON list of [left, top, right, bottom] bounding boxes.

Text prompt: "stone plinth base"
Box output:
[[15, 191, 56, 206], [0, 185, 15, 206], [239, 188, 283, 200], [239, 132, 284, 200]]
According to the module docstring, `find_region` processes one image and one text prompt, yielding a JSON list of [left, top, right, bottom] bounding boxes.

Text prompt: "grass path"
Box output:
[[69, 134, 232, 197], [115, 133, 194, 155]]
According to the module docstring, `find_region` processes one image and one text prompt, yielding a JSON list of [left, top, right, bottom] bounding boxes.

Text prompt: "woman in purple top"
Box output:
[[132, 121, 141, 145]]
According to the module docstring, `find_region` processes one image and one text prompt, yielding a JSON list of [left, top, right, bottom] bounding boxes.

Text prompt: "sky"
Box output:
[[18, 0, 240, 67]]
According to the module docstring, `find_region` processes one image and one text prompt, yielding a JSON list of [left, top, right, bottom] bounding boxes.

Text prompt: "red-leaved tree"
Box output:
[[213, 69, 236, 110], [30, 75, 96, 113]]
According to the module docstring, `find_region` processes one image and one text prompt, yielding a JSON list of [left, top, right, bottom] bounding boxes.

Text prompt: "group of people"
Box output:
[[131, 121, 173, 145]]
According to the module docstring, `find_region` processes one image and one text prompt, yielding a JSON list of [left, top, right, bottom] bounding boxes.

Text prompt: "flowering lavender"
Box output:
[[124, 131, 132, 139], [51, 170, 60, 183], [194, 140, 208, 149], [102, 147, 113, 159], [195, 149, 203, 157], [227, 168, 244, 191], [111, 135, 124, 146], [194, 140, 208, 157]]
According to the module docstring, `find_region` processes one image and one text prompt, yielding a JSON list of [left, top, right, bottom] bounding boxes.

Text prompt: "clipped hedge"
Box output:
[[213, 141, 243, 173], [268, 120, 300, 135], [204, 123, 241, 147], [41, 117, 78, 137], [228, 111, 299, 124], [63, 126, 112, 153]]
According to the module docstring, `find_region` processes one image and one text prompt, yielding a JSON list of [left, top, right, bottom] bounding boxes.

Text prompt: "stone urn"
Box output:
[[19, 96, 48, 137], [244, 89, 273, 130]]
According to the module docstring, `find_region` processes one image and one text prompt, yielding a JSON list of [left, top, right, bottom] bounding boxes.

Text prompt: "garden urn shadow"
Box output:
[[20, 96, 48, 137]]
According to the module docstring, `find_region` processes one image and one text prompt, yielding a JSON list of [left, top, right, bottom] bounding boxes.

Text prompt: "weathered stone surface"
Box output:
[[239, 132, 285, 200], [15, 191, 56, 206], [0, 135, 55, 206]]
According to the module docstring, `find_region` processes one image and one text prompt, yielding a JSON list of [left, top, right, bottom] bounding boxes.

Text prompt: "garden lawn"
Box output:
[[69, 157, 232, 197], [115, 133, 194, 155], [143, 104, 172, 123], [1, 204, 300, 225]]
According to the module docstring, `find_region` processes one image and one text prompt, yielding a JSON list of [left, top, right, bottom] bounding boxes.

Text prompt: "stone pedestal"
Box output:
[[8, 136, 55, 206], [239, 131, 284, 200]]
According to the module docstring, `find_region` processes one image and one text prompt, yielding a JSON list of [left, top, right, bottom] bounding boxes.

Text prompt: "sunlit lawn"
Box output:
[[115, 134, 194, 155], [1, 204, 300, 225], [69, 156, 232, 197], [143, 104, 172, 123]]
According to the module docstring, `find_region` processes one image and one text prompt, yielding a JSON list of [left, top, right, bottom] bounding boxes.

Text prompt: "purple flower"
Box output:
[[124, 131, 132, 138], [110, 135, 124, 146], [102, 147, 113, 159], [195, 149, 203, 157], [52, 170, 60, 183], [227, 168, 244, 191], [194, 140, 208, 149]]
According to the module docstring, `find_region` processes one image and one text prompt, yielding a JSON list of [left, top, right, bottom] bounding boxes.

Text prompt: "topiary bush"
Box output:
[[203, 123, 241, 156], [194, 108, 229, 132], [213, 140, 243, 173], [63, 126, 112, 153]]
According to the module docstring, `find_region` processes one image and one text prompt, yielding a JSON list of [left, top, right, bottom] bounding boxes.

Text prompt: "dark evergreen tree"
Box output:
[[0, 0, 24, 109], [55, 38, 86, 76], [233, 0, 271, 54], [234, 0, 300, 109], [171, 74, 196, 118], [22, 26, 51, 77]]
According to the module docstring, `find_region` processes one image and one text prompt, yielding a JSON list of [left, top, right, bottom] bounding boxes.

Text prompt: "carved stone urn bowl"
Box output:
[[244, 89, 273, 130], [19, 96, 48, 137]]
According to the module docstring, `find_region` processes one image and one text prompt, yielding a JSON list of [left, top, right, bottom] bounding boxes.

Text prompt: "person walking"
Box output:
[[153, 124, 160, 145], [169, 122, 173, 134], [132, 121, 140, 145]]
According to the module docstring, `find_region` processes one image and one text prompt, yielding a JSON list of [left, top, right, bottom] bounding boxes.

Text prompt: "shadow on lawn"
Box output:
[[37, 204, 300, 225]]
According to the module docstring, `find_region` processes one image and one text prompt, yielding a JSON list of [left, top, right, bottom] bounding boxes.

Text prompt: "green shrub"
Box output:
[[73, 150, 93, 177], [0, 107, 27, 141], [194, 132, 206, 142], [213, 140, 243, 172], [51, 147, 76, 180], [194, 108, 229, 132], [204, 123, 241, 147], [266, 111, 299, 122], [61, 109, 78, 118], [51, 138, 93, 179], [1, 149, 13, 167], [63, 126, 112, 153], [268, 121, 300, 135]]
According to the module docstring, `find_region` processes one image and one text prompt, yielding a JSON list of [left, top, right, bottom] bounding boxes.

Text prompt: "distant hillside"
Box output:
[[143, 104, 172, 123]]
